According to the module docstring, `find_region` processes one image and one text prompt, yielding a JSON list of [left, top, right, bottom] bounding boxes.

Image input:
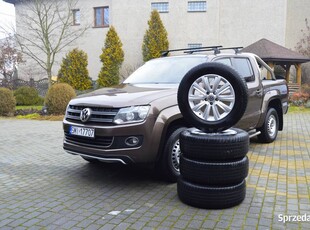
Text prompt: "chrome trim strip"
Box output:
[[91, 111, 118, 116], [67, 108, 117, 116], [89, 118, 113, 123], [66, 115, 114, 123], [249, 131, 261, 138], [67, 108, 81, 113], [65, 150, 127, 165]]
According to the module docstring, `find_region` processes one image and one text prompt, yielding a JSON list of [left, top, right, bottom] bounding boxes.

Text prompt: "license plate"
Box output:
[[69, 126, 95, 138]]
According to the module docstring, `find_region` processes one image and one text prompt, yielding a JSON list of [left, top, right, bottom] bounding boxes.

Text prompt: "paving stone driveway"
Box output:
[[0, 113, 310, 230]]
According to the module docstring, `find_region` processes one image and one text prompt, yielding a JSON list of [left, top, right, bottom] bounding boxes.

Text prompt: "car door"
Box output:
[[214, 56, 263, 130]]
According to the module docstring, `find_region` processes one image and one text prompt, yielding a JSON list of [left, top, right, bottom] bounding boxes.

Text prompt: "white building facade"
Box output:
[[11, 0, 310, 80]]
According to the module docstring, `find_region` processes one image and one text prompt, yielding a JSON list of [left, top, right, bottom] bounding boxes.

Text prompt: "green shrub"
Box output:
[[0, 87, 16, 116], [45, 83, 76, 115], [14, 86, 43, 106], [37, 96, 45, 105], [58, 48, 92, 90]]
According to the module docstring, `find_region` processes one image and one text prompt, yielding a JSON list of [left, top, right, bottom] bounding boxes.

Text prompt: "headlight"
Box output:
[[113, 105, 150, 124]]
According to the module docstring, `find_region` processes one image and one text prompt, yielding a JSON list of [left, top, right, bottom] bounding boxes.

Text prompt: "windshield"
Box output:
[[124, 56, 207, 84]]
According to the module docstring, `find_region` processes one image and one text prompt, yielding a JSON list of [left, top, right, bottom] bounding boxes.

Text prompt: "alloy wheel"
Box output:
[[188, 74, 235, 122]]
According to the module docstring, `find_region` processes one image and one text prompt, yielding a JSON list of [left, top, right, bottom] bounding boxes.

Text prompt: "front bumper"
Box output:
[[63, 116, 161, 164]]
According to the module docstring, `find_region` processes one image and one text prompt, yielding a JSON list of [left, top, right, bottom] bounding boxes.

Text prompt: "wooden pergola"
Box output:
[[242, 38, 310, 86]]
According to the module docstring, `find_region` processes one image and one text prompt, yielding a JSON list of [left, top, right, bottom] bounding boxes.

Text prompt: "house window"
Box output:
[[94, 7, 109, 27], [188, 1, 207, 12], [72, 9, 80, 25], [151, 2, 169, 13], [188, 43, 202, 49]]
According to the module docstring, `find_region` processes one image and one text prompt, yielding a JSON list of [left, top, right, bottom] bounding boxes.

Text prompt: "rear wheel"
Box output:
[[257, 108, 279, 143]]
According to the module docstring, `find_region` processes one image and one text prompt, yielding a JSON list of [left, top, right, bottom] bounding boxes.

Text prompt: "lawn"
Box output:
[[14, 105, 64, 121], [288, 106, 310, 113], [16, 105, 44, 110]]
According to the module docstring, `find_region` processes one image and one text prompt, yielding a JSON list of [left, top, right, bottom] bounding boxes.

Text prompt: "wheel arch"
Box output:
[[268, 99, 283, 131], [155, 117, 189, 163]]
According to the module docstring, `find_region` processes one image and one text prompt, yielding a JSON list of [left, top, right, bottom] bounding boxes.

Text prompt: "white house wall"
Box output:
[[285, 0, 310, 49], [14, 0, 310, 80], [217, 0, 287, 46]]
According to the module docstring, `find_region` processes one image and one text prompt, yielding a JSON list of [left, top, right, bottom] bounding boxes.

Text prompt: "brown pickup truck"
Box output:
[[63, 48, 288, 182]]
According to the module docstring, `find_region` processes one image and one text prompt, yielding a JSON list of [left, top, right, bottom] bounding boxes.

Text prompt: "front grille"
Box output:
[[64, 132, 113, 149], [66, 105, 119, 123]]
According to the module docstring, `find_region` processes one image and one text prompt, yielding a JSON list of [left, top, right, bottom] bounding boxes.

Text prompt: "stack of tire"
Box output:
[[177, 63, 250, 209]]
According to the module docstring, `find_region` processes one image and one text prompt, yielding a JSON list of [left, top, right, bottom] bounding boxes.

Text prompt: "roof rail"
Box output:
[[161, 46, 222, 57], [184, 48, 218, 54], [183, 46, 244, 55], [219, 47, 243, 54]]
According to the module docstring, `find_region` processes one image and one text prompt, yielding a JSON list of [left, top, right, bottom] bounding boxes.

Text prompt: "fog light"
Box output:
[[125, 136, 140, 147]]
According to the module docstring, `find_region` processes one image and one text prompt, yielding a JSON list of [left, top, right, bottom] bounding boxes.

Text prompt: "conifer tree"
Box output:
[[98, 26, 124, 87], [142, 10, 169, 62], [58, 48, 92, 90]]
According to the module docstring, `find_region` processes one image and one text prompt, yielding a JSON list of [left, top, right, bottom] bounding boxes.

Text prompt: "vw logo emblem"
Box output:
[[80, 108, 91, 122]]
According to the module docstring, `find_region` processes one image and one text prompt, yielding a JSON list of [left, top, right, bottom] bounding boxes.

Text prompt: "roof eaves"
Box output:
[[3, 0, 16, 4], [262, 58, 310, 64]]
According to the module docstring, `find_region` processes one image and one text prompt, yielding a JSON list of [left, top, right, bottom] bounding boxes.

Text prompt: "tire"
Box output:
[[180, 155, 249, 186], [257, 108, 279, 143], [177, 177, 246, 209], [180, 128, 249, 161], [178, 62, 248, 133], [159, 127, 187, 182]]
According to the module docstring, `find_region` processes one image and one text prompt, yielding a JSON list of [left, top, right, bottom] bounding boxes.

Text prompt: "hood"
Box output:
[[69, 84, 178, 108]]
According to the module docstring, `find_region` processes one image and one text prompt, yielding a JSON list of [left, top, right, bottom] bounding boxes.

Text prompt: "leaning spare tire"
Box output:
[[178, 62, 248, 133]]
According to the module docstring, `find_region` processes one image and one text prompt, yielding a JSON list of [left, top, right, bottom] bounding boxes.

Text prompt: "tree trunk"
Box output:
[[47, 67, 52, 88]]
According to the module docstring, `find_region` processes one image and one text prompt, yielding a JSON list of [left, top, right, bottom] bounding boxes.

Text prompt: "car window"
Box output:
[[124, 57, 207, 84], [214, 57, 255, 82], [233, 58, 254, 82], [214, 58, 232, 66]]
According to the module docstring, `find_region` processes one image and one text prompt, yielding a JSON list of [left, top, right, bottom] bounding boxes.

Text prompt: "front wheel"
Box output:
[[257, 108, 279, 143], [158, 127, 186, 182]]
